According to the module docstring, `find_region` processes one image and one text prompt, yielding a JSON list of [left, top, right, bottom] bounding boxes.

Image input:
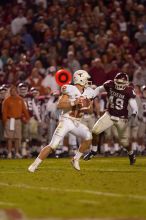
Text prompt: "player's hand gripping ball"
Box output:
[[77, 97, 91, 111]]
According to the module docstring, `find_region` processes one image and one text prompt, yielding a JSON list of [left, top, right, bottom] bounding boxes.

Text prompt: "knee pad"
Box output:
[[49, 135, 62, 150], [68, 133, 77, 145], [85, 131, 92, 141], [92, 122, 98, 134], [92, 121, 107, 135], [92, 126, 99, 135], [120, 138, 129, 147]]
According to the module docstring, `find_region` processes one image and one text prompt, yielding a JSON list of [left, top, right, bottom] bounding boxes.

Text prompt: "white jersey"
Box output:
[[61, 84, 95, 119], [48, 84, 93, 149]]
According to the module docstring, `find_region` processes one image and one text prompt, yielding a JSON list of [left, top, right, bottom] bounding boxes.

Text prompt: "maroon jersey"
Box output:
[[103, 80, 136, 118]]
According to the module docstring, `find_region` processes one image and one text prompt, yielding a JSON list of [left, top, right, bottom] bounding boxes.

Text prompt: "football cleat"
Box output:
[[83, 150, 97, 161], [71, 158, 80, 171], [15, 153, 22, 159], [129, 153, 136, 165], [7, 152, 12, 159], [28, 163, 37, 173]]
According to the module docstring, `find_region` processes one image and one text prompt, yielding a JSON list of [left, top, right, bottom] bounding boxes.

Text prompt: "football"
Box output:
[[78, 97, 91, 111]]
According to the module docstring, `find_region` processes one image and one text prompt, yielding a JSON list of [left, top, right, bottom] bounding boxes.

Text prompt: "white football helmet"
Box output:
[[73, 70, 91, 86]]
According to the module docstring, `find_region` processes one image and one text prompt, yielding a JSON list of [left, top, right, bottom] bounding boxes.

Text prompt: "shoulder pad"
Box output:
[[104, 80, 113, 86], [84, 87, 95, 99], [104, 80, 114, 90], [126, 86, 136, 98], [61, 85, 74, 95]]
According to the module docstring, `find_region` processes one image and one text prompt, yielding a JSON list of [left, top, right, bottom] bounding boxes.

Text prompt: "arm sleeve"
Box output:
[[94, 86, 105, 97], [129, 98, 138, 115]]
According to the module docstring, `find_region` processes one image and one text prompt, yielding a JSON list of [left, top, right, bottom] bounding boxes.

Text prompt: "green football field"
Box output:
[[0, 156, 146, 220]]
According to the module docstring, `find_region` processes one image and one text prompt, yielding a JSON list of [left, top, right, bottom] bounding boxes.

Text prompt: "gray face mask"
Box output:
[[74, 78, 91, 87], [114, 80, 129, 90]]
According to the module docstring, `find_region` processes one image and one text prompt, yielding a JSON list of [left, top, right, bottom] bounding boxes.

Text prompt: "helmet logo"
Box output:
[[73, 70, 90, 87]]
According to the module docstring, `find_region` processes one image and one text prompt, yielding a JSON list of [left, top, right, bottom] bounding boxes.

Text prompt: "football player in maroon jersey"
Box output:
[[84, 72, 138, 165]]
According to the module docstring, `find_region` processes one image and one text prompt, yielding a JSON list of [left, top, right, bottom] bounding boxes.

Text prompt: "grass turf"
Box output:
[[0, 156, 146, 219]]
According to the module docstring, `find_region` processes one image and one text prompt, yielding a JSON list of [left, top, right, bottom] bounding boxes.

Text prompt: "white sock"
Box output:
[[114, 143, 120, 151], [132, 142, 137, 151], [63, 146, 68, 152], [92, 145, 98, 152], [104, 143, 109, 152], [137, 145, 142, 152], [74, 151, 83, 160], [33, 157, 42, 167]]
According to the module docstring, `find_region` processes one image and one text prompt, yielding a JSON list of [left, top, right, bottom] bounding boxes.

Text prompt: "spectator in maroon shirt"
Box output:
[[123, 53, 140, 81], [17, 53, 32, 77], [89, 58, 106, 86], [4, 58, 18, 84], [0, 71, 5, 85], [106, 60, 120, 81], [120, 35, 137, 55], [26, 67, 46, 95]]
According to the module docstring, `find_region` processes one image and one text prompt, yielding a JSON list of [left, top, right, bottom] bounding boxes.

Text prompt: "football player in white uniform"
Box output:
[[28, 70, 95, 172]]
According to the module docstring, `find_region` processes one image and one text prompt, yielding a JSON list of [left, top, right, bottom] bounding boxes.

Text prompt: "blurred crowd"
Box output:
[[0, 0, 146, 158]]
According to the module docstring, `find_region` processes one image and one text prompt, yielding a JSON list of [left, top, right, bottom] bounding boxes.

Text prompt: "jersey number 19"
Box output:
[[109, 95, 124, 110]]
